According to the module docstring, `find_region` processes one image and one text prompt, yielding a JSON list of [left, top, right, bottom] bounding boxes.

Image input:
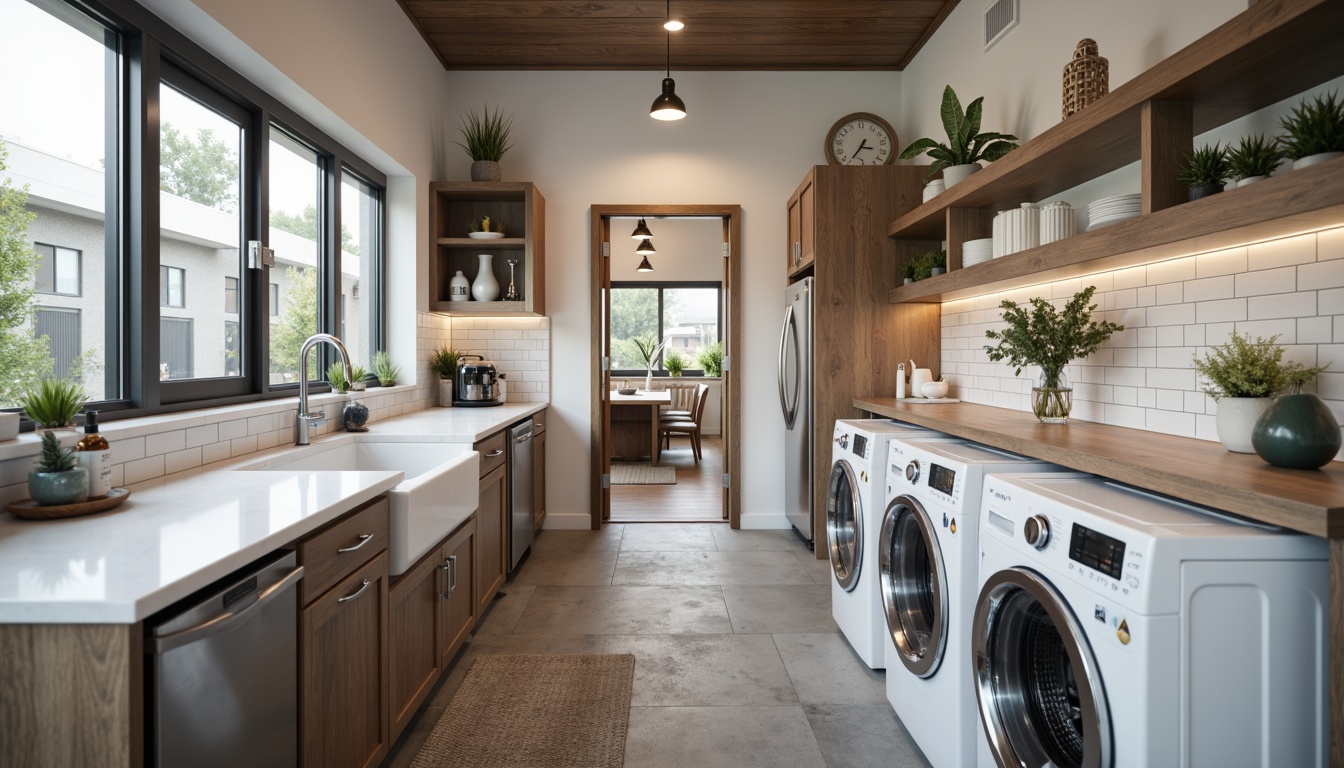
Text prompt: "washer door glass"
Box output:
[[826, 461, 862, 591], [973, 567, 1112, 768], [878, 495, 947, 678]]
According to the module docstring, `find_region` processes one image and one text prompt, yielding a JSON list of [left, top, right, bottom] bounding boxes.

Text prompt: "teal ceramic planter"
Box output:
[[28, 467, 89, 506], [1251, 393, 1342, 470]]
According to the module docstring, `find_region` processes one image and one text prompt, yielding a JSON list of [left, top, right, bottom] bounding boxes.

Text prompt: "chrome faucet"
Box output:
[[296, 333, 352, 446]]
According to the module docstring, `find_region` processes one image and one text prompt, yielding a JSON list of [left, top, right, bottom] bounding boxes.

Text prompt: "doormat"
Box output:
[[411, 653, 636, 768], [611, 463, 676, 485]]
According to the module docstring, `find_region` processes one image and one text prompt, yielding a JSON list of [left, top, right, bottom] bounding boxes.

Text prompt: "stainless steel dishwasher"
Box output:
[[147, 550, 303, 767], [508, 417, 535, 571]]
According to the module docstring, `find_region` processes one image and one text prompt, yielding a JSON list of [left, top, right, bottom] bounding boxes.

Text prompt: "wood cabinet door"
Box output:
[[533, 428, 547, 531], [476, 463, 508, 614], [439, 518, 478, 669], [787, 191, 802, 273], [796, 174, 816, 274], [387, 549, 441, 741], [301, 552, 390, 768]]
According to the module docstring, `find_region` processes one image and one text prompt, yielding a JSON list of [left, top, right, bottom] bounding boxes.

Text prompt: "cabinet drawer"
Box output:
[[530, 409, 546, 433], [474, 430, 507, 477], [299, 497, 390, 606]]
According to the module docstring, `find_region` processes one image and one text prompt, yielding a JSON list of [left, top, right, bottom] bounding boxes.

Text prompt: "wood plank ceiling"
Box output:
[[395, 0, 962, 71]]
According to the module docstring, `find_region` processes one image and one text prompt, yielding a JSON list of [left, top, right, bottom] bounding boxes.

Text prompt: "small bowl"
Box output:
[[616, 388, 638, 396], [921, 380, 950, 399], [467, 231, 505, 240]]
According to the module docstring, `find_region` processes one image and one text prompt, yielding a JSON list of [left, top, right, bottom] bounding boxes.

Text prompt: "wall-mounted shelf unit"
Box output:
[[429, 182, 545, 315], [888, 0, 1344, 296]]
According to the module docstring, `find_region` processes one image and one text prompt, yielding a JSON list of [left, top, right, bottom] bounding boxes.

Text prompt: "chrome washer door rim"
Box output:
[[878, 494, 948, 678], [972, 567, 1112, 768], [826, 461, 862, 591]]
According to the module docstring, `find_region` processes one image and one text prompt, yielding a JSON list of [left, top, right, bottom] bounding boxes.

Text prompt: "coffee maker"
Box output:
[[454, 355, 502, 407]]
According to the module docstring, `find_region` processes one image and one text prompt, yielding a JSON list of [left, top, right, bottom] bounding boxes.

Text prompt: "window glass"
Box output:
[[0, 0, 117, 404], [661, 287, 719, 368], [268, 129, 321, 384], [610, 287, 659, 371], [341, 172, 379, 367], [269, 283, 280, 317], [224, 275, 238, 314], [611, 283, 721, 374], [158, 82, 243, 380], [224, 320, 240, 376]]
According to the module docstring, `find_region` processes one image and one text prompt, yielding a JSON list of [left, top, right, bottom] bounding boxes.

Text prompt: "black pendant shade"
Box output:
[[635, 238, 656, 255], [636, 255, 655, 272], [630, 218, 653, 240], [650, 78, 687, 121]]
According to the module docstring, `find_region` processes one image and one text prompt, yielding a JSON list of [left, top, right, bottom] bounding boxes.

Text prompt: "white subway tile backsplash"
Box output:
[[145, 429, 186, 457], [1248, 233, 1315, 270], [1235, 266, 1297, 297], [1146, 303, 1196, 326], [1147, 256, 1196, 285], [185, 423, 218, 448], [1195, 298, 1247, 324], [1319, 227, 1344, 261], [1155, 282, 1183, 305], [1184, 276, 1234, 303], [218, 419, 247, 441], [1299, 316, 1333, 344], [1298, 259, 1344, 290], [1196, 247, 1248, 278], [124, 455, 165, 485], [1236, 318, 1297, 341], [1246, 292, 1316, 320]]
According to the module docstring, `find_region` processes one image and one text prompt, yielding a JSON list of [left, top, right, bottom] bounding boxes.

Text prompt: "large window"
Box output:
[[611, 282, 721, 375], [0, 0, 386, 417]]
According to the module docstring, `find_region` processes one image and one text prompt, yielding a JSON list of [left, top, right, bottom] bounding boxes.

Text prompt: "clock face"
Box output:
[[826, 113, 897, 166]]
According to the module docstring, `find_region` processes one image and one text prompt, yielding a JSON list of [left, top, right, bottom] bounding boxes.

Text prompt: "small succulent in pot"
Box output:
[[899, 85, 1019, 183], [908, 249, 947, 282], [1227, 134, 1286, 186], [28, 430, 88, 506], [19, 378, 87, 429], [1278, 90, 1344, 168], [327, 362, 351, 393], [1177, 142, 1231, 200], [455, 104, 514, 181], [347, 364, 368, 391], [373, 350, 400, 387]]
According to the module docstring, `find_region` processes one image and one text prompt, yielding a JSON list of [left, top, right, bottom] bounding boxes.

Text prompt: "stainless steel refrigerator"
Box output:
[[778, 277, 813, 546]]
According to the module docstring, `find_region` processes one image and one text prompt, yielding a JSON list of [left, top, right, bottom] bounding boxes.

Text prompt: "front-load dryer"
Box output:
[[827, 419, 948, 668], [974, 474, 1329, 768], [880, 439, 1062, 768]]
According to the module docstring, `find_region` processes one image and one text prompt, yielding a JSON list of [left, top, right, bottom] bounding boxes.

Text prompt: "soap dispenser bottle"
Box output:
[[76, 410, 113, 498]]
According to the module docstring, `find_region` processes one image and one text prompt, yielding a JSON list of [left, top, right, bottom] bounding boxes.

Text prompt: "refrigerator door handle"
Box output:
[[778, 304, 795, 429]]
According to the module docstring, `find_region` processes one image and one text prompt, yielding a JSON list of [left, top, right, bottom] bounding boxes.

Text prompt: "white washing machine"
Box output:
[[827, 419, 948, 668], [879, 439, 1061, 768], [974, 474, 1330, 768]]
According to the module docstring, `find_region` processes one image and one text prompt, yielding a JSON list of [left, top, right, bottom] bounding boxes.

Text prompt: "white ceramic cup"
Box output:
[[909, 368, 934, 398]]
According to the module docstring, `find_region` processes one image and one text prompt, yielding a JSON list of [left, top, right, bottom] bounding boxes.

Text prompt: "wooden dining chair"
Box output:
[[659, 383, 709, 462], [661, 381, 699, 419]]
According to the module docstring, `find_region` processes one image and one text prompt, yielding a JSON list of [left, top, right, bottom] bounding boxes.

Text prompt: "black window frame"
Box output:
[[610, 281, 723, 377]]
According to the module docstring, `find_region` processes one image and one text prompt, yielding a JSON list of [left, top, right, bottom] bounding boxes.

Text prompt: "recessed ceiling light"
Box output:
[[663, 19, 684, 31]]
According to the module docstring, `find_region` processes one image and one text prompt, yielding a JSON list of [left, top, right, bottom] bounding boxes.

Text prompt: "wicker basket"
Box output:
[[1062, 39, 1109, 120]]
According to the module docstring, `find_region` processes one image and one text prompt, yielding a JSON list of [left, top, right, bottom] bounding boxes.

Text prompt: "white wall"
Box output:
[[442, 71, 901, 529], [608, 216, 724, 282]]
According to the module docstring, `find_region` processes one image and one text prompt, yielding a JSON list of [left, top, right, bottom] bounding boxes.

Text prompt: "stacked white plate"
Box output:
[[962, 238, 993, 267], [922, 179, 946, 203], [1086, 194, 1142, 231]]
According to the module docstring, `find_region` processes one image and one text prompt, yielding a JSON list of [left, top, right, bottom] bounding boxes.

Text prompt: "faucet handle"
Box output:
[[300, 410, 327, 424]]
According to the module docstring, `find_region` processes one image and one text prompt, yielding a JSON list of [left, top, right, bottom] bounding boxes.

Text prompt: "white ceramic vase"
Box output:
[[471, 254, 499, 302], [942, 163, 982, 187], [449, 270, 470, 301], [1039, 201, 1075, 245], [1293, 152, 1343, 170], [1215, 397, 1272, 453]]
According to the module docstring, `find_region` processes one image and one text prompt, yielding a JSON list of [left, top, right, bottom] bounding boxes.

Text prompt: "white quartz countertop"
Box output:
[[0, 402, 546, 624]]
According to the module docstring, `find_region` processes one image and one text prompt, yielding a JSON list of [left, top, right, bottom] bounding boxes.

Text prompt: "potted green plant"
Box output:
[[429, 347, 460, 407], [907, 249, 947, 282], [1251, 366, 1339, 469], [1177, 143, 1231, 200], [1227, 134, 1286, 187], [373, 350, 400, 387], [28, 430, 88, 506], [696, 341, 724, 378], [983, 285, 1124, 423], [898, 85, 1019, 186], [19, 378, 87, 429], [467, 215, 506, 239], [1191, 332, 1323, 453], [664, 350, 686, 377], [455, 104, 514, 182], [327, 362, 350, 394], [348, 364, 369, 392], [1279, 90, 1344, 170]]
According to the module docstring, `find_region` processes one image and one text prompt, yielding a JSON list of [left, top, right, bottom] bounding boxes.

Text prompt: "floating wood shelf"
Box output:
[[436, 237, 527, 248], [854, 398, 1344, 538], [887, 0, 1344, 240], [888, 157, 1344, 303]]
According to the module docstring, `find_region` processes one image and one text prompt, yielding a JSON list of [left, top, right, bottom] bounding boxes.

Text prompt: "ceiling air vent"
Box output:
[[983, 0, 1019, 52]]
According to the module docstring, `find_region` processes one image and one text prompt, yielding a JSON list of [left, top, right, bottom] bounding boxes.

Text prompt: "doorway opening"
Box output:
[[589, 206, 742, 528]]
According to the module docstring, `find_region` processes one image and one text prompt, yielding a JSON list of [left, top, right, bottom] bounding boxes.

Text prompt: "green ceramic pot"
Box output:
[[28, 467, 89, 506], [1251, 393, 1342, 470]]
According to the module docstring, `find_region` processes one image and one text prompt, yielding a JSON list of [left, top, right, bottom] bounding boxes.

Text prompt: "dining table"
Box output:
[[608, 389, 672, 466]]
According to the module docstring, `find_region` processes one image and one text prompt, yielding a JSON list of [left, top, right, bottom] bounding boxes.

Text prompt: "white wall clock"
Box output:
[[825, 112, 898, 166]]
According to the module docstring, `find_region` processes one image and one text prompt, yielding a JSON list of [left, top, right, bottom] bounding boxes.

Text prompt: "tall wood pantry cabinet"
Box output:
[[784, 165, 941, 557]]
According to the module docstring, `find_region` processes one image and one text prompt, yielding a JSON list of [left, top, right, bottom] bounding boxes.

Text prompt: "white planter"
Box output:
[[438, 379, 455, 407], [942, 163, 982, 187], [0, 412, 17, 441], [1234, 175, 1267, 188], [1293, 151, 1344, 170], [1214, 397, 1272, 453]]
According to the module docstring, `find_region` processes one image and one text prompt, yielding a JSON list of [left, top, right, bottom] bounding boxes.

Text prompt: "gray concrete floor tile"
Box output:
[[615, 633, 799, 707], [803, 703, 934, 768], [508, 548, 619, 586], [721, 584, 838, 634], [512, 585, 732, 635], [712, 527, 808, 551], [530, 524, 626, 555], [473, 584, 535, 635], [772, 633, 888, 705], [613, 549, 814, 586], [619, 523, 720, 551], [795, 548, 836, 585], [624, 706, 827, 768]]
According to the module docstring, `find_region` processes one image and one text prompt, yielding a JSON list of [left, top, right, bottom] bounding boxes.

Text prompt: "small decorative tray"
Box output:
[[5, 488, 132, 520]]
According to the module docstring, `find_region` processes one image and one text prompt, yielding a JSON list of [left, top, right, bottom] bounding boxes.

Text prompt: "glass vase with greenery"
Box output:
[[983, 285, 1123, 423], [19, 378, 87, 429], [697, 341, 724, 378]]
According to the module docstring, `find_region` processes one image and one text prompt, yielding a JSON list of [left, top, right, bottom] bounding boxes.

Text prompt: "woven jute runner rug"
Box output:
[[411, 654, 636, 768], [610, 463, 676, 485]]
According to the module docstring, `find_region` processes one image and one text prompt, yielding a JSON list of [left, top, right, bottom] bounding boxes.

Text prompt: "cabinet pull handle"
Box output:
[[337, 579, 371, 603], [448, 555, 458, 593], [438, 562, 451, 598], [485, 449, 504, 458], [337, 533, 373, 553]]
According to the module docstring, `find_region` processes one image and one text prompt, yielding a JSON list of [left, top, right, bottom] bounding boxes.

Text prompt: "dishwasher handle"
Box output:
[[152, 565, 304, 654]]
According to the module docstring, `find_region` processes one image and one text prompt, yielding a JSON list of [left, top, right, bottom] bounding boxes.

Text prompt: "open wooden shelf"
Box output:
[[854, 398, 1344, 538], [428, 182, 545, 315], [887, 0, 1344, 241], [436, 237, 526, 248], [889, 156, 1344, 303]]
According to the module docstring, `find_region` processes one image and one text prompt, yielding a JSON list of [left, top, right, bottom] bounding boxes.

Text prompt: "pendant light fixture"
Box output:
[[649, 0, 686, 121], [663, 0, 683, 31], [630, 217, 653, 240], [635, 238, 657, 256], [636, 255, 655, 273]]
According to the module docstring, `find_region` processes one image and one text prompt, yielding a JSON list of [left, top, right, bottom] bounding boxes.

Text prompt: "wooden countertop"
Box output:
[[854, 397, 1344, 539]]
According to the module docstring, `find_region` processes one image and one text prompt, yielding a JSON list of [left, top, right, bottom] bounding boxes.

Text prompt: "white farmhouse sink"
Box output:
[[237, 437, 480, 575]]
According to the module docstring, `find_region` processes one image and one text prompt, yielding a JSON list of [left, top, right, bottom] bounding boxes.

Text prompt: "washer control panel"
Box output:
[[851, 434, 868, 460], [1023, 514, 1051, 549], [1069, 523, 1126, 580]]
